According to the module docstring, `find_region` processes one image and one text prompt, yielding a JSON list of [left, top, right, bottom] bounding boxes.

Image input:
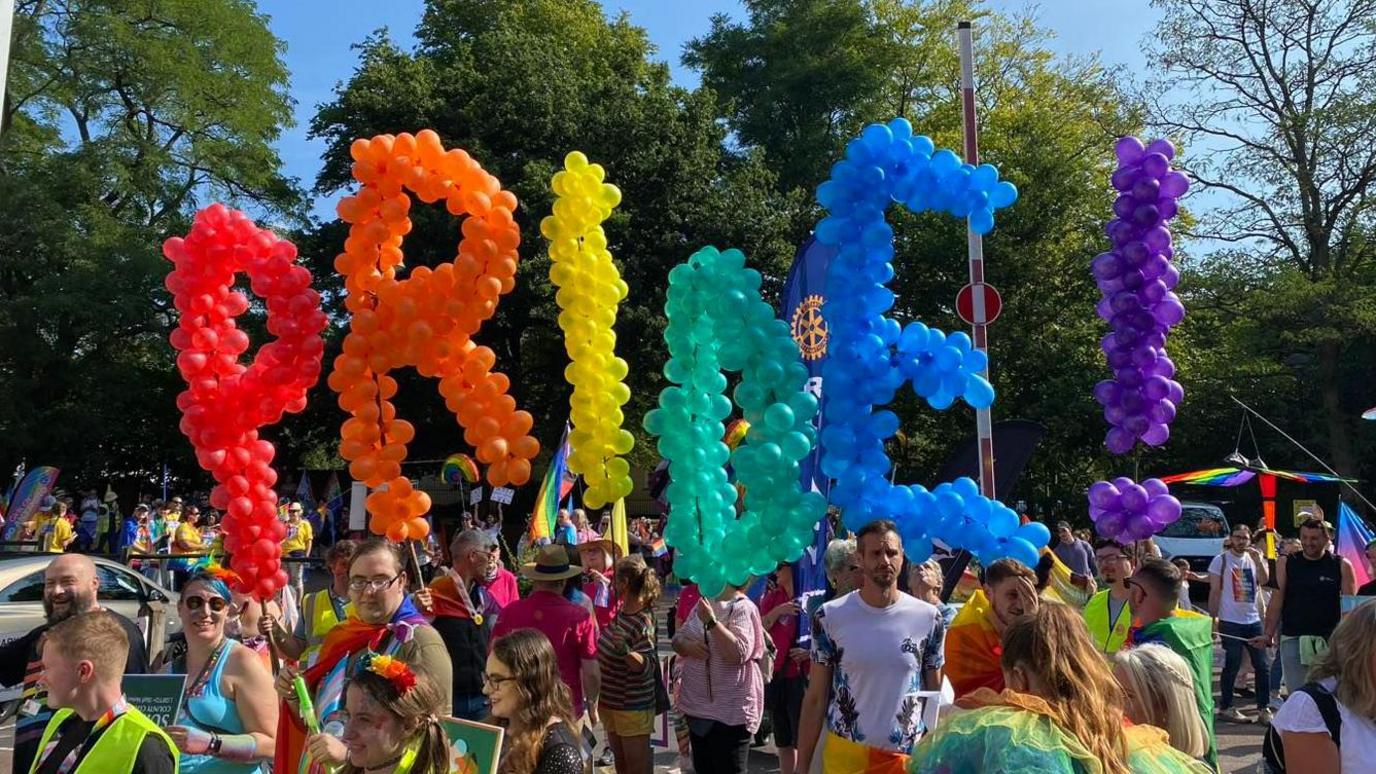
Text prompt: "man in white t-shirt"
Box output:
[[1209, 522, 1272, 723], [796, 519, 945, 772]]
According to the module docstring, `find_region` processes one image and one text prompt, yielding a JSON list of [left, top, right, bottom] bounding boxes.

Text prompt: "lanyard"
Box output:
[[38, 697, 127, 774]]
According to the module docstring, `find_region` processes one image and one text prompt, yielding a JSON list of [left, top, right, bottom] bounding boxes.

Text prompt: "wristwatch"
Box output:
[[209, 734, 223, 755], [704, 618, 718, 631]]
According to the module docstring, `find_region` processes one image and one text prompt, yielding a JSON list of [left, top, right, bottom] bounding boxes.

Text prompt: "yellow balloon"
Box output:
[[546, 151, 636, 500]]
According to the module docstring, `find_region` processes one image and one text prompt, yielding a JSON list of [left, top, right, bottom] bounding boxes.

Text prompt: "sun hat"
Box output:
[[521, 544, 584, 581]]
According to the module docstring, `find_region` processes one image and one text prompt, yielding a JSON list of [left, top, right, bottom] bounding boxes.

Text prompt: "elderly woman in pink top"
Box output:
[[671, 578, 765, 774]]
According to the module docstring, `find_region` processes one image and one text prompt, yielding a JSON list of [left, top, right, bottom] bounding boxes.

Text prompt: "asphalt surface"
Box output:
[[0, 566, 1269, 773]]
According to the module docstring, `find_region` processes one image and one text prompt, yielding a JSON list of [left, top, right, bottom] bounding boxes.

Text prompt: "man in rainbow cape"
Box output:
[[274, 539, 452, 774], [945, 558, 1041, 698]]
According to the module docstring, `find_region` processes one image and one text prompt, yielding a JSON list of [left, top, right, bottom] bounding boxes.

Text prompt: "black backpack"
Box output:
[[1263, 682, 1342, 772]]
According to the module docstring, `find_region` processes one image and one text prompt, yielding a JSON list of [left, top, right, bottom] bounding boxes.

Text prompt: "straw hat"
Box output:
[[521, 544, 584, 581], [577, 534, 624, 562]]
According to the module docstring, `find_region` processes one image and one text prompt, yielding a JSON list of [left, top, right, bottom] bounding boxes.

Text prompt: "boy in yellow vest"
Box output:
[[1084, 540, 1136, 654], [30, 610, 176, 773]]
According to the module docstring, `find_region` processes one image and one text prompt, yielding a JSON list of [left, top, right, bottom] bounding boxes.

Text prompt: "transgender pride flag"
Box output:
[[1337, 501, 1374, 588]]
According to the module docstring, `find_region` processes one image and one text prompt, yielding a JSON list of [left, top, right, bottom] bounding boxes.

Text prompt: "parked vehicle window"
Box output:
[[97, 565, 144, 602], [0, 570, 45, 603]]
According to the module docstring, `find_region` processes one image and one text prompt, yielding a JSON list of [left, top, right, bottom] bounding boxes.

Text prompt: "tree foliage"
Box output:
[[0, 0, 296, 489]]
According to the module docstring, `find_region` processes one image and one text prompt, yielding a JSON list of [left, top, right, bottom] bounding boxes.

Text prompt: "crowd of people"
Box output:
[[2, 484, 1375, 773]]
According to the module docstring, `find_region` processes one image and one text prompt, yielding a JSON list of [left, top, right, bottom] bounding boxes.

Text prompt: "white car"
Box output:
[[1153, 501, 1231, 575], [0, 554, 179, 710]]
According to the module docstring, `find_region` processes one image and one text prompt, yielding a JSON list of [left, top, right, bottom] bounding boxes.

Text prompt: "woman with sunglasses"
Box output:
[[165, 568, 279, 773], [485, 628, 584, 774]]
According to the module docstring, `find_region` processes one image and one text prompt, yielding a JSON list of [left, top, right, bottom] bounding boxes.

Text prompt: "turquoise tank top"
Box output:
[[178, 639, 262, 774]]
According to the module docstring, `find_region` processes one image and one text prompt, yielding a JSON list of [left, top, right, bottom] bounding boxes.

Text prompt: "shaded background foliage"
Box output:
[[3, 0, 1375, 522]]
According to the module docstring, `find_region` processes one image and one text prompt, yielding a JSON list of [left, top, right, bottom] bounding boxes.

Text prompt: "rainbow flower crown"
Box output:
[[358, 652, 418, 695]]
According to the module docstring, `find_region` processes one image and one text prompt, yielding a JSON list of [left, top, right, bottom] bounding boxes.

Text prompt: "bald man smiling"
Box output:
[[0, 555, 150, 774]]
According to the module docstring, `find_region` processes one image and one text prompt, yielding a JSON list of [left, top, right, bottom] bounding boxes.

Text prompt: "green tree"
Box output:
[[1148, 0, 1376, 478], [0, 0, 297, 489], [305, 0, 796, 483], [686, 0, 1145, 510]]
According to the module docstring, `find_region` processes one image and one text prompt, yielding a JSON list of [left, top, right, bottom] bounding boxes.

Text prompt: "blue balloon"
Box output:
[[811, 120, 1040, 565]]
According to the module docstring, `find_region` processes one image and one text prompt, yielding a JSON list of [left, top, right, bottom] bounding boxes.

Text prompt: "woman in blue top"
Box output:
[[165, 569, 279, 772]]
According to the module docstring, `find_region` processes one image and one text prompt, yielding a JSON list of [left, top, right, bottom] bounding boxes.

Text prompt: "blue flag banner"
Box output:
[[781, 236, 836, 645]]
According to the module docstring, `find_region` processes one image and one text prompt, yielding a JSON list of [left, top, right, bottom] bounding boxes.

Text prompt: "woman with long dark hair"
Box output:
[[485, 629, 583, 774]]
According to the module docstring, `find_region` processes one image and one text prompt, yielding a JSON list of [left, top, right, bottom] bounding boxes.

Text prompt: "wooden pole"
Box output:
[[261, 600, 281, 675]]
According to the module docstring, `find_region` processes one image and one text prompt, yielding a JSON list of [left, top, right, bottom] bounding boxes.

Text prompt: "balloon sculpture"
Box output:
[[814, 118, 1047, 569], [329, 130, 539, 542], [441, 453, 479, 485], [164, 204, 327, 599], [643, 246, 828, 596], [541, 151, 634, 509], [1087, 137, 1188, 543], [1092, 137, 1189, 454]]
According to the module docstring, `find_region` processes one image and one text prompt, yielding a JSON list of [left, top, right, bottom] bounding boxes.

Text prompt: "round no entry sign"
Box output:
[[956, 282, 1002, 325]]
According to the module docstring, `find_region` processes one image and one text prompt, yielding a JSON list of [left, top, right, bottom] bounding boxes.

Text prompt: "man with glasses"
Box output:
[[273, 538, 451, 771], [417, 529, 500, 720], [1208, 523, 1272, 723], [1084, 540, 1135, 654], [1128, 557, 1216, 768], [0, 554, 150, 774]]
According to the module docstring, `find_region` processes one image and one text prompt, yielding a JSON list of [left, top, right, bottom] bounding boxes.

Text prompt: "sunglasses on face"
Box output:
[[184, 596, 228, 613]]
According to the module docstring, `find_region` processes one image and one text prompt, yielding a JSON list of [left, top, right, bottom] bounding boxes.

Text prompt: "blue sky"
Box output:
[[260, 0, 1164, 218]]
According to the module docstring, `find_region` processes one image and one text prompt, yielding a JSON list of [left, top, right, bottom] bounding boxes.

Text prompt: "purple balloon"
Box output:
[[1092, 252, 1124, 280], [1106, 428, 1136, 455], [1166, 381, 1185, 404], [1142, 153, 1169, 178], [1097, 511, 1127, 539], [1157, 199, 1179, 220], [1146, 139, 1176, 160], [1093, 379, 1122, 405], [1116, 137, 1146, 164], [1143, 375, 1171, 401], [1147, 494, 1182, 524], [1147, 399, 1177, 425], [1132, 178, 1161, 202], [1142, 478, 1170, 498], [1160, 171, 1189, 197], [1114, 195, 1137, 219], [1142, 422, 1171, 446], [1088, 481, 1120, 509], [1132, 204, 1161, 226]]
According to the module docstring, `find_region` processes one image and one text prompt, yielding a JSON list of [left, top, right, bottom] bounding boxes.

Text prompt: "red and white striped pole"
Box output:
[[958, 21, 998, 500]]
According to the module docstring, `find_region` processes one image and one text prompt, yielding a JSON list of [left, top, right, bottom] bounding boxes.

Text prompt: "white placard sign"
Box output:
[[491, 487, 515, 505], [349, 482, 367, 530], [469, 487, 483, 506]]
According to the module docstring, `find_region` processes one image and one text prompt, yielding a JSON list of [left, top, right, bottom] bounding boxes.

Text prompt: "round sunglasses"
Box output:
[[183, 595, 228, 613]]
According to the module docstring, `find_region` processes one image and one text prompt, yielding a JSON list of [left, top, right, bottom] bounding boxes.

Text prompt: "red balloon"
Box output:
[[165, 204, 325, 601]]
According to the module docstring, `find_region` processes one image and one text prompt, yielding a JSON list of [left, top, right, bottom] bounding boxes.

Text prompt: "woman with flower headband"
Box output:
[[485, 628, 584, 774], [308, 653, 449, 774], [163, 568, 279, 773]]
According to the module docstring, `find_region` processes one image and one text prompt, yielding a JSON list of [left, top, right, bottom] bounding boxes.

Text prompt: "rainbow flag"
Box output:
[[1160, 466, 1352, 487], [945, 589, 1005, 699], [649, 537, 668, 557], [529, 424, 575, 541], [1337, 502, 1374, 589]]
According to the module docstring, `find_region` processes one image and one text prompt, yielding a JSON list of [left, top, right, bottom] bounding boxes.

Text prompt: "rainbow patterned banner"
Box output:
[[529, 424, 574, 541], [1159, 466, 1351, 487], [1, 466, 60, 541]]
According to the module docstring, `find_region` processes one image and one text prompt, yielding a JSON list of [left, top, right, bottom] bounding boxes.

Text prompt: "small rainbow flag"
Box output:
[[650, 537, 667, 557], [1337, 502, 1374, 589], [529, 424, 575, 541]]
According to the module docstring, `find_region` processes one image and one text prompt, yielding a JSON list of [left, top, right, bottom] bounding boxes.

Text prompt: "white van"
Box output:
[[1153, 501, 1230, 574]]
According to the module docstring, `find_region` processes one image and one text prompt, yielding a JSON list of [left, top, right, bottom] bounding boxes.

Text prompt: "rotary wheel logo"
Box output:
[[791, 294, 828, 361]]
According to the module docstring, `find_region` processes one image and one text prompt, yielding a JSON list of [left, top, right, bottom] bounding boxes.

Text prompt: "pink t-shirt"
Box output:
[[492, 589, 598, 712], [583, 575, 619, 629], [483, 567, 520, 611]]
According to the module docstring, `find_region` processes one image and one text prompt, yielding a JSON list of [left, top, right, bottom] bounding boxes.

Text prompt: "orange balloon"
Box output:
[[331, 131, 540, 540]]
